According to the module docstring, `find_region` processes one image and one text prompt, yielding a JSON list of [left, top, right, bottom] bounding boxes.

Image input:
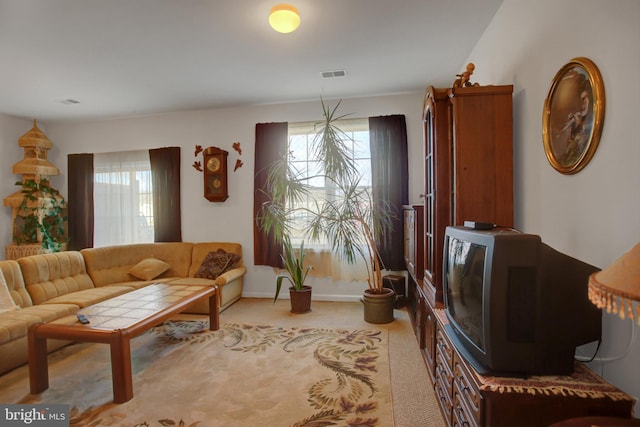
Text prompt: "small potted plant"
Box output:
[[275, 235, 313, 313]]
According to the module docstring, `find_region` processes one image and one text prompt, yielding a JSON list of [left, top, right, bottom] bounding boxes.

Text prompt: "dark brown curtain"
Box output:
[[369, 115, 408, 271], [254, 122, 288, 267], [149, 147, 182, 242], [67, 153, 94, 250]]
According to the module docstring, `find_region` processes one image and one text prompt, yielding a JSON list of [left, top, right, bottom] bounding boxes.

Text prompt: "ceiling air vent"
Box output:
[[321, 69, 347, 79]]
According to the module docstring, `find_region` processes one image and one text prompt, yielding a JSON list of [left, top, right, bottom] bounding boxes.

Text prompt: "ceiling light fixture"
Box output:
[[269, 4, 300, 34]]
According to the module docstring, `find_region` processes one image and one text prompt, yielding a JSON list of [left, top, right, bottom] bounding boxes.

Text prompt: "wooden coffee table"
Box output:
[[28, 283, 219, 403]]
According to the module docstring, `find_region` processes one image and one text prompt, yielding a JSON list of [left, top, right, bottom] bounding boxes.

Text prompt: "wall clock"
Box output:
[[202, 146, 229, 202]]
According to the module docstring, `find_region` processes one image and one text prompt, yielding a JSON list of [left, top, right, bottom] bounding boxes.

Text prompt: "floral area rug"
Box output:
[[0, 322, 393, 427]]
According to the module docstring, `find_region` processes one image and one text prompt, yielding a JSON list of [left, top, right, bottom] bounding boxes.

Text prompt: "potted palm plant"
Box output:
[[257, 99, 396, 323], [274, 235, 313, 313]]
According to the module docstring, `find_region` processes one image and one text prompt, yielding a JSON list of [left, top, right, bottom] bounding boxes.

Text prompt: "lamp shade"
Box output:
[[269, 4, 300, 34], [588, 243, 640, 324]]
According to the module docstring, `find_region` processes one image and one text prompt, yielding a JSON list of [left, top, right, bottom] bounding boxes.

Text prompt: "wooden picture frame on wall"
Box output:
[[542, 57, 605, 174]]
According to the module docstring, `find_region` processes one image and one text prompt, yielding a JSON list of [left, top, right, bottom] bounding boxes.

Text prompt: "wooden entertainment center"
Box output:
[[403, 84, 636, 426]]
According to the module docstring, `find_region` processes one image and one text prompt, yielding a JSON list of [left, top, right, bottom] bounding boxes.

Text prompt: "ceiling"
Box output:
[[0, 0, 504, 122]]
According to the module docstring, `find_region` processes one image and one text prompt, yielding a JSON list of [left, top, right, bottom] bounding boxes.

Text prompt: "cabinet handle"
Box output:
[[458, 379, 471, 394], [456, 405, 471, 427]]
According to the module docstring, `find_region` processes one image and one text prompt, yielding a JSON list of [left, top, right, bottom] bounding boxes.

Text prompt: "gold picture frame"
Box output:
[[542, 57, 605, 174]]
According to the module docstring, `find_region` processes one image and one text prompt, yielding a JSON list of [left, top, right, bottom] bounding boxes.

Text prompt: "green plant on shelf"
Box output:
[[14, 178, 67, 251]]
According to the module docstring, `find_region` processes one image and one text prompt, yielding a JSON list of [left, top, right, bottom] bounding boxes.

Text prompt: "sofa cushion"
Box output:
[[41, 285, 134, 308], [102, 278, 177, 290], [128, 258, 171, 281], [189, 242, 244, 277], [0, 303, 78, 345], [0, 272, 19, 313], [18, 252, 96, 306], [194, 249, 241, 280], [0, 260, 34, 308], [0, 310, 78, 376]]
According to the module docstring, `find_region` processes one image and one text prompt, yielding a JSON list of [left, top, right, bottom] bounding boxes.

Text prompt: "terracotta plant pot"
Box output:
[[289, 285, 312, 314], [362, 287, 396, 324]]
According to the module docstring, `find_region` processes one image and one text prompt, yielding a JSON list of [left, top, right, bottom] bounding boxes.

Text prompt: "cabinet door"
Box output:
[[449, 85, 514, 228], [403, 207, 415, 277], [422, 86, 451, 306], [423, 298, 437, 384], [413, 204, 424, 280]]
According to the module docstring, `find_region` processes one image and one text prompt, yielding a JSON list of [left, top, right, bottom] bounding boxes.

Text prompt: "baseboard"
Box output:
[[241, 291, 361, 303]]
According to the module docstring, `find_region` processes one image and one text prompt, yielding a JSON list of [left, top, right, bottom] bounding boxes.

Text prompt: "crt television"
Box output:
[[443, 225, 601, 376]]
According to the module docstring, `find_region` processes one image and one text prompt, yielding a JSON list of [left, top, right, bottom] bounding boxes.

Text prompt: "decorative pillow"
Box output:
[[195, 249, 241, 280], [129, 258, 171, 281], [0, 271, 19, 314]]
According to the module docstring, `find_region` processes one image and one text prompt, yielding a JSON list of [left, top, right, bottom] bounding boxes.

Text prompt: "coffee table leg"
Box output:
[[209, 288, 220, 331], [28, 324, 50, 394], [110, 333, 133, 403]]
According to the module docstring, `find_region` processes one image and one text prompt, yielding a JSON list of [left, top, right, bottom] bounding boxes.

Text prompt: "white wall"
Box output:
[[13, 93, 424, 301], [468, 0, 640, 414]]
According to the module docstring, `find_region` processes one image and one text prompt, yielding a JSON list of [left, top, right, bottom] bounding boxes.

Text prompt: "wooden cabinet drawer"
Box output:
[[435, 325, 453, 369], [453, 353, 482, 426], [435, 373, 453, 426], [450, 387, 480, 427], [435, 330, 454, 425], [453, 379, 480, 427], [436, 347, 453, 397]]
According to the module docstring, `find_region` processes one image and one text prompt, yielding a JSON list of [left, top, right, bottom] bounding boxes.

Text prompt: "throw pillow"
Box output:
[[195, 249, 241, 280], [129, 258, 171, 281], [0, 271, 19, 314]]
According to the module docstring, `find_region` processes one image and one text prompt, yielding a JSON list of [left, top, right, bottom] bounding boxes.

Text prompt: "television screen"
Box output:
[[445, 237, 486, 351]]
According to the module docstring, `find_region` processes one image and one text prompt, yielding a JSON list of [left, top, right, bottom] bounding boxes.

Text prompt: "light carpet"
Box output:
[[0, 299, 445, 427], [0, 323, 392, 426]]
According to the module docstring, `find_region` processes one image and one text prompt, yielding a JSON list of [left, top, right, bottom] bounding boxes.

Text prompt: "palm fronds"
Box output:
[[256, 99, 395, 293]]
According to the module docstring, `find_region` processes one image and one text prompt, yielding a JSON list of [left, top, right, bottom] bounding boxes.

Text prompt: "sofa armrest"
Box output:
[[215, 266, 247, 286]]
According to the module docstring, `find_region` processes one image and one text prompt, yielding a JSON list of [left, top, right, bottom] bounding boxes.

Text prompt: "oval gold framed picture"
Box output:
[[542, 57, 605, 174]]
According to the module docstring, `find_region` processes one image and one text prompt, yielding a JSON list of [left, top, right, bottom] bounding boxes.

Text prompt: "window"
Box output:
[[93, 150, 154, 247], [287, 118, 371, 246], [283, 119, 372, 281]]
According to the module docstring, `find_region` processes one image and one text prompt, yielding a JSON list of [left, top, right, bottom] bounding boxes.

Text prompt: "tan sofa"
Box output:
[[0, 242, 245, 375], [0, 258, 81, 376], [80, 242, 245, 312]]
